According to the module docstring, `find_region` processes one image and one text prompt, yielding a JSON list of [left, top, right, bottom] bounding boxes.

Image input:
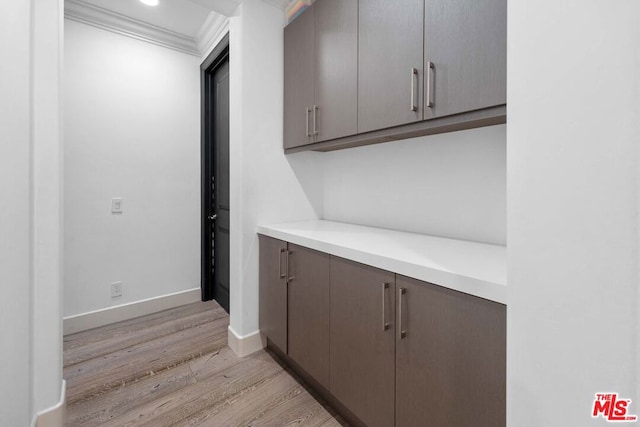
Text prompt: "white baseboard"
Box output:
[[32, 380, 66, 427], [227, 326, 265, 357], [63, 288, 201, 335]]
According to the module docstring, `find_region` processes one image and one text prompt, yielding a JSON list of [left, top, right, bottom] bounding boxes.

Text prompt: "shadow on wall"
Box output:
[[319, 124, 507, 245], [284, 150, 324, 219]]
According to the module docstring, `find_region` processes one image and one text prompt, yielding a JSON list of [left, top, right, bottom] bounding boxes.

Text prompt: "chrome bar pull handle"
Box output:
[[382, 282, 390, 331], [286, 250, 294, 282], [410, 67, 418, 112], [399, 288, 407, 339], [312, 105, 318, 136], [279, 248, 286, 279], [426, 61, 434, 108], [305, 108, 311, 137]]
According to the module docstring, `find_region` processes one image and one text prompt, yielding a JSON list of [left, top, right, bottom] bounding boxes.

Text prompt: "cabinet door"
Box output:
[[258, 236, 288, 352], [330, 257, 395, 427], [395, 276, 506, 427], [287, 244, 331, 389], [283, 5, 315, 149], [423, 0, 507, 119], [313, 0, 358, 142], [358, 0, 424, 133]]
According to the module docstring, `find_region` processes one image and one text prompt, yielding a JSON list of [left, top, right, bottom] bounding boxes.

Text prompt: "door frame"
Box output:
[[201, 33, 230, 302]]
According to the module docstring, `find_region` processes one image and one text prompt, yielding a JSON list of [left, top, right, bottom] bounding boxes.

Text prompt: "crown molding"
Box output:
[[196, 12, 229, 57], [64, 0, 200, 56]]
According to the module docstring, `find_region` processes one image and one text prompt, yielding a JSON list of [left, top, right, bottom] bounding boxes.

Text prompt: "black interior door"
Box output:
[[202, 43, 230, 312]]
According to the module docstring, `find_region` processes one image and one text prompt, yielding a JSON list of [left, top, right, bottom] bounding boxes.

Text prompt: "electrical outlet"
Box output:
[[111, 281, 123, 298]]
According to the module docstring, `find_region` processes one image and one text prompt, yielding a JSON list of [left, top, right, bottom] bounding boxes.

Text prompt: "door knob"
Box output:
[[208, 214, 217, 220]]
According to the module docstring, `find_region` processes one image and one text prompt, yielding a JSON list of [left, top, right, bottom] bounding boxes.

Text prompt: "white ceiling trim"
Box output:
[[196, 12, 229, 57], [64, 0, 201, 56]]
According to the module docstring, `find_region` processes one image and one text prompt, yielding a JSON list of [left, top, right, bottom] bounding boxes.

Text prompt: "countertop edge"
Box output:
[[257, 223, 507, 305]]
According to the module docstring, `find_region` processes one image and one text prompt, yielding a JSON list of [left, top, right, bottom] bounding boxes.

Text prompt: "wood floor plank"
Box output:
[[179, 366, 332, 427], [320, 418, 349, 427], [65, 317, 228, 403], [65, 346, 252, 426], [174, 369, 300, 427], [64, 309, 226, 367], [63, 301, 223, 351], [98, 351, 283, 427], [64, 316, 227, 384], [236, 385, 338, 427], [66, 363, 197, 426], [183, 352, 347, 427], [63, 301, 344, 426], [188, 346, 250, 381]]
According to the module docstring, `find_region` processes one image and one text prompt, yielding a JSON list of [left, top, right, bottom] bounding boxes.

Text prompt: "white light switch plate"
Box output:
[[111, 198, 123, 213], [111, 281, 122, 298]]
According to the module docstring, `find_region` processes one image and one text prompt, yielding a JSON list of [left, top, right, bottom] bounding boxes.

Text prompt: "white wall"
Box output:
[[507, 0, 640, 425], [0, 2, 34, 424], [63, 20, 201, 317], [32, 0, 64, 416], [228, 0, 322, 338], [323, 125, 506, 245], [0, 0, 64, 423]]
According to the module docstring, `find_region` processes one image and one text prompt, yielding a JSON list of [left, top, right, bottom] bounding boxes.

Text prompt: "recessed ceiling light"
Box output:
[[140, 0, 159, 6]]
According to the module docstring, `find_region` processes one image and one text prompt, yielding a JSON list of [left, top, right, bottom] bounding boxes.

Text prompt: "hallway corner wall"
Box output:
[[63, 19, 202, 319], [227, 0, 323, 343]]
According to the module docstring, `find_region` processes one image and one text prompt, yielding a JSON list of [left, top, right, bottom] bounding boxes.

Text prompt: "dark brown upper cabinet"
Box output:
[[283, 0, 507, 153], [283, 0, 358, 149], [423, 0, 507, 120], [283, 4, 315, 150], [358, 0, 424, 133], [314, 0, 358, 142]]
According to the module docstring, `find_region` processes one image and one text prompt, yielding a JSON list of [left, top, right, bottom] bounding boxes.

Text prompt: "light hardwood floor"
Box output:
[[64, 300, 346, 426]]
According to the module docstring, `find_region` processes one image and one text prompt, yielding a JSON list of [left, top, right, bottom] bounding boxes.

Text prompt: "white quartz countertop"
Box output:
[[257, 220, 507, 304]]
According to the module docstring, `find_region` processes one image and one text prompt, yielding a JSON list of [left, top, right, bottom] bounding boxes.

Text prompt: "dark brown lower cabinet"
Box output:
[[258, 235, 288, 352], [287, 244, 331, 389], [330, 257, 396, 427], [395, 275, 506, 427], [259, 237, 506, 427]]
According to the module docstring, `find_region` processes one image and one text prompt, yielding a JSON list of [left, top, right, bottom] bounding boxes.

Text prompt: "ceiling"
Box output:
[[65, 0, 291, 55], [80, 0, 213, 38], [75, 0, 291, 38]]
